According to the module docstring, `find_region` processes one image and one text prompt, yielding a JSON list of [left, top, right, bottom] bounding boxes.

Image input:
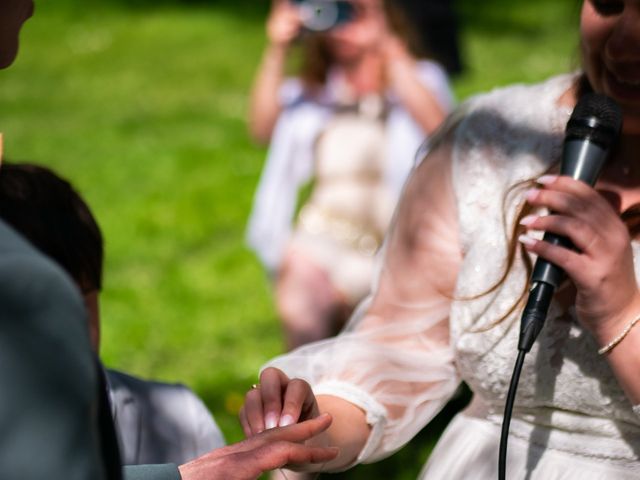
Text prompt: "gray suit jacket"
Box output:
[[0, 219, 107, 479], [108, 369, 225, 465], [0, 219, 181, 479]]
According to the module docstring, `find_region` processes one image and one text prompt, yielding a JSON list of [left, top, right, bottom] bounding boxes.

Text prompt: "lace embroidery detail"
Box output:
[[450, 74, 640, 462]]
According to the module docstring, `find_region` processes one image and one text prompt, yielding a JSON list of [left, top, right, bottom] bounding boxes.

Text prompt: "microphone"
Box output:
[[518, 93, 623, 352]]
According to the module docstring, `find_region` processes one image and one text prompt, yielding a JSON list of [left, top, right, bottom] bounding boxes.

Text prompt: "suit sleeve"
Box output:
[[0, 224, 106, 479], [123, 464, 181, 480]]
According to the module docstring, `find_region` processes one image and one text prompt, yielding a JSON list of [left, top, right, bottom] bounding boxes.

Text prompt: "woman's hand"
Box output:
[[362, 2, 411, 63], [240, 367, 322, 436], [239, 368, 371, 471], [267, 0, 302, 49], [519, 175, 640, 344]]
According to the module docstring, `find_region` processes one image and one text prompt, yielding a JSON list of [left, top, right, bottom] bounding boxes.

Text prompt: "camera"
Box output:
[[292, 0, 356, 32]]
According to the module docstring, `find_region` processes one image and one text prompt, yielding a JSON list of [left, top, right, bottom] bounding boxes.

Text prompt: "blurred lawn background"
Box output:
[[0, 0, 580, 477]]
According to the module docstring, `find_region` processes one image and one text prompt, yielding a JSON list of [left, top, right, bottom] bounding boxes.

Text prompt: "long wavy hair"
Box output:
[[298, 0, 428, 90]]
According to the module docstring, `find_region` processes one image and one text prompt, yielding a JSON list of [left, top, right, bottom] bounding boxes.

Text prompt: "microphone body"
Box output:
[[530, 139, 610, 289], [518, 95, 622, 352]]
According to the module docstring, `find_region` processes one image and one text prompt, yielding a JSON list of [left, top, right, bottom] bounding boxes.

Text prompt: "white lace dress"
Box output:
[[265, 74, 640, 479]]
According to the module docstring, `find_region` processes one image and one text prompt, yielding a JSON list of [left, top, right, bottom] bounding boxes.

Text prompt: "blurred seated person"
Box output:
[[0, 162, 225, 465], [247, 0, 454, 351]]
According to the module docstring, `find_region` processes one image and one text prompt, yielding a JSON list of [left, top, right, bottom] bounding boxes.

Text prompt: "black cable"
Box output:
[[498, 282, 554, 479], [498, 349, 526, 480]]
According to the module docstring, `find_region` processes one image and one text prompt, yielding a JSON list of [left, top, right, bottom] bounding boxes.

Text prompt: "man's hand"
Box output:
[[178, 414, 338, 480]]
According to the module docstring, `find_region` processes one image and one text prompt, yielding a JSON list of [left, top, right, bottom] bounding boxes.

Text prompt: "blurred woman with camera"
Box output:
[[246, 0, 454, 351]]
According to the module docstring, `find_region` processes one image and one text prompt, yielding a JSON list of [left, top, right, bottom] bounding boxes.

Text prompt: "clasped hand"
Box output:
[[178, 409, 336, 480], [240, 368, 326, 472]]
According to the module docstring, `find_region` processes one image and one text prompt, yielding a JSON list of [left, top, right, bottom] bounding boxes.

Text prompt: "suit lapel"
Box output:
[[107, 370, 142, 465]]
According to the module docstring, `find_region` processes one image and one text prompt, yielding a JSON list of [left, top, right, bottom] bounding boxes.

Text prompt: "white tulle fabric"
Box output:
[[264, 74, 640, 477]]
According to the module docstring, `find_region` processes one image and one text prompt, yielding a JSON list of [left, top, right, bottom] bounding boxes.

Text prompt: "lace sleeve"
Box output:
[[264, 125, 464, 466]]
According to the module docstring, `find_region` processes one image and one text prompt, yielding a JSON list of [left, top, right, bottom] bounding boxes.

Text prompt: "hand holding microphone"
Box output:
[[517, 93, 625, 351]]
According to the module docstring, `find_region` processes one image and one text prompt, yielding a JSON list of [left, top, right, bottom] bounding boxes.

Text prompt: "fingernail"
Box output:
[[279, 414, 295, 427], [519, 214, 538, 227], [537, 175, 558, 185], [265, 413, 278, 430], [525, 189, 540, 202], [518, 234, 537, 247]]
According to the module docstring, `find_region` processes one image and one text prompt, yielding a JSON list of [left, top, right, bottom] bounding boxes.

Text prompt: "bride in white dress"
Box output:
[[240, 1, 640, 478]]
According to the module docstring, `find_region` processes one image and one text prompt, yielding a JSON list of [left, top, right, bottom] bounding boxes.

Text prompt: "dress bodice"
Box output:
[[307, 109, 395, 236], [314, 111, 387, 182], [450, 74, 640, 466]]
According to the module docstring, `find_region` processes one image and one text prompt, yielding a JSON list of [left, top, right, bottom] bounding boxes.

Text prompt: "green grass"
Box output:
[[0, 1, 578, 477]]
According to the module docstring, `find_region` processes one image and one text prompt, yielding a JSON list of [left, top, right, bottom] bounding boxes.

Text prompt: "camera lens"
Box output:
[[298, 1, 355, 32]]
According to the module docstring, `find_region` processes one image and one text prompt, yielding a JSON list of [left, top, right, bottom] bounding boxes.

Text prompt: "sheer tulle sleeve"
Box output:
[[264, 123, 465, 466]]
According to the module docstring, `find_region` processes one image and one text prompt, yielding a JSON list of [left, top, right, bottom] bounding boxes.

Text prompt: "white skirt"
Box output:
[[419, 412, 639, 479]]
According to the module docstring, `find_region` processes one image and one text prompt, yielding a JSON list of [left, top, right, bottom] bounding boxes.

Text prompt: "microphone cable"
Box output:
[[497, 93, 622, 480], [499, 349, 525, 480], [499, 281, 554, 480]]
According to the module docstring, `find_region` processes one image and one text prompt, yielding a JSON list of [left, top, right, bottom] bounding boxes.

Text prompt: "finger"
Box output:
[[279, 378, 316, 427], [519, 233, 589, 283], [260, 368, 289, 429], [244, 387, 266, 435], [233, 442, 339, 478], [263, 442, 340, 468], [526, 188, 590, 216], [537, 175, 613, 204], [268, 413, 332, 443], [532, 176, 615, 218], [225, 414, 334, 456], [520, 214, 598, 253], [239, 406, 252, 438]]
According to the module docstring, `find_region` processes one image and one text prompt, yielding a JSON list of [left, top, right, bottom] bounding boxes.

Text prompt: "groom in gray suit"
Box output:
[[0, 162, 226, 465], [0, 1, 337, 478]]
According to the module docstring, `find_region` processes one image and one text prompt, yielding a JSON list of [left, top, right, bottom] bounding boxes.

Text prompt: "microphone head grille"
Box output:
[[566, 93, 623, 147]]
